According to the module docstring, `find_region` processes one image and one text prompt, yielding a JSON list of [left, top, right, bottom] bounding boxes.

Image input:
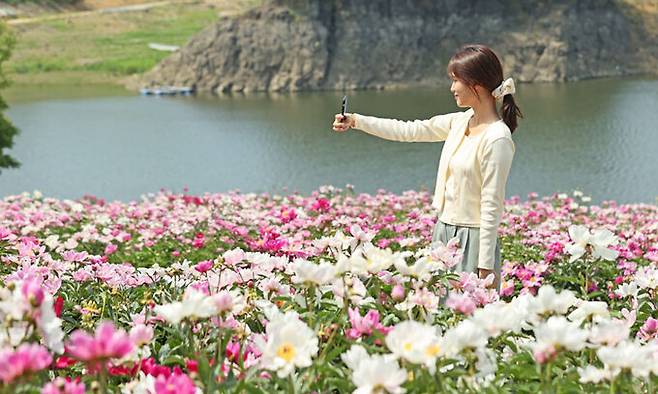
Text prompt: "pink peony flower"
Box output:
[[0, 343, 52, 384], [225, 341, 241, 363], [41, 376, 85, 394], [533, 344, 557, 364], [346, 308, 390, 339], [154, 367, 197, 394], [500, 280, 516, 297], [104, 244, 118, 255], [22, 277, 45, 307], [194, 260, 213, 273], [223, 248, 245, 265], [638, 318, 658, 341], [66, 321, 134, 372], [62, 251, 88, 263], [445, 292, 476, 315], [391, 284, 405, 302], [129, 324, 154, 347]]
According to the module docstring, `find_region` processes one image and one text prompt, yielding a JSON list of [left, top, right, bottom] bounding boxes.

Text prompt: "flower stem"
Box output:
[[287, 374, 296, 394], [98, 368, 108, 394]]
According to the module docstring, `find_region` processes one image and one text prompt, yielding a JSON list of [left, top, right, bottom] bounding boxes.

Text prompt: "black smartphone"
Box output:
[[341, 95, 348, 120]]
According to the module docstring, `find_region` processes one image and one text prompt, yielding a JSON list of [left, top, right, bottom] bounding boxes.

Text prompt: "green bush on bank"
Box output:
[[0, 22, 20, 173]]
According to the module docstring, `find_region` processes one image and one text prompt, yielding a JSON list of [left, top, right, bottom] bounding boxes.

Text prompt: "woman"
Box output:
[[332, 44, 522, 291]]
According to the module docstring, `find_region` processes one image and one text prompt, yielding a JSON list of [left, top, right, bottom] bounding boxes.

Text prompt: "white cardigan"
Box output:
[[353, 108, 515, 270]]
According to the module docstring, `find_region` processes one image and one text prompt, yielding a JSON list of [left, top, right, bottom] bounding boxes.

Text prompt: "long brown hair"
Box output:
[[447, 44, 522, 133]]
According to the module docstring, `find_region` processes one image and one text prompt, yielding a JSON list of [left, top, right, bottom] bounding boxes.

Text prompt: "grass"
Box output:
[[5, 0, 265, 85]]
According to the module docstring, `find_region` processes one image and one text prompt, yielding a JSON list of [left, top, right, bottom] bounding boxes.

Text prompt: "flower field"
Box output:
[[1, 186, 657, 393]]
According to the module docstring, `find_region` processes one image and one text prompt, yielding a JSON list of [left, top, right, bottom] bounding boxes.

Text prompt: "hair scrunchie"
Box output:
[[492, 78, 515, 100]]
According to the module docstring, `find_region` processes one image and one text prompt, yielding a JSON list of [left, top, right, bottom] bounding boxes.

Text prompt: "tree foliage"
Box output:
[[0, 21, 20, 173]]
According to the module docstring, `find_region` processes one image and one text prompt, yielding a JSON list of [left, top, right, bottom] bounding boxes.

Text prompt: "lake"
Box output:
[[1, 78, 657, 205]]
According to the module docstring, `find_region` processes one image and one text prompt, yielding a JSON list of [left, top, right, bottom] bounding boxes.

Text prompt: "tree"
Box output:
[[0, 21, 19, 173]]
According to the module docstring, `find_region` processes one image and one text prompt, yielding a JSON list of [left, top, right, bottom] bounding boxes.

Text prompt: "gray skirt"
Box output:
[[431, 220, 501, 291]]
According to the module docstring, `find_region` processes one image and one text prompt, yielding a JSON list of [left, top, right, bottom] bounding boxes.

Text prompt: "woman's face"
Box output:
[[449, 74, 478, 108]]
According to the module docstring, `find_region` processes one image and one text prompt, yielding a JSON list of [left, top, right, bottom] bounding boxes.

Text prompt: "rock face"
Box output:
[[140, 0, 658, 93]]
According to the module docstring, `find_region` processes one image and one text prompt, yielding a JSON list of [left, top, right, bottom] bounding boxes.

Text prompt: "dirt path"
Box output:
[[6, 0, 200, 26]]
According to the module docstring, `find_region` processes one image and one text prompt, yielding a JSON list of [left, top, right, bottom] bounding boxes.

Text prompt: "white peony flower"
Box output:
[[589, 228, 619, 260], [567, 300, 609, 324], [597, 340, 658, 378], [153, 289, 217, 324], [290, 258, 337, 286], [0, 286, 28, 321], [385, 320, 442, 372], [589, 319, 630, 346], [634, 266, 658, 290], [474, 347, 498, 379], [471, 301, 526, 336], [565, 225, 619, 263], [256, 311, 318, 378], [577, 365, 617, 383], [341, 345, 370, 371], [614, 282, 639, 298], [121, 372, 156, 394], [360, 243, 398, 273], [441, 320, 489, 356], [564, 225, 590, 262], [394, 256, 438, 280], [351, 354, 407, 394], [531, 316, 588, 353], [39, 294, 65, 354], [528, 285, 577, 319]]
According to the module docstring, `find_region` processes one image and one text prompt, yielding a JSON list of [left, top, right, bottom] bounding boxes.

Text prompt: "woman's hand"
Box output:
[[478, 268, 499, 290], [332, 113, 355, 132]]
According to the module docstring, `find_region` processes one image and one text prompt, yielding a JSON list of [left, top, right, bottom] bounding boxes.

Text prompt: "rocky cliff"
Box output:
[[139, 0, 658, 93]]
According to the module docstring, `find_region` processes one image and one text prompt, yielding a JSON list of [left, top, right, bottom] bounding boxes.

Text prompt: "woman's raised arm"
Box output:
[[333, 112, 459, 142]]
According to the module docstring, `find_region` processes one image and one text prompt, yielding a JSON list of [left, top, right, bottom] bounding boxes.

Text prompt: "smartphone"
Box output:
[[341, 95, 348, 120]]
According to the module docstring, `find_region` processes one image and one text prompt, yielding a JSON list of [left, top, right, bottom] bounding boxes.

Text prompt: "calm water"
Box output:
[[1, 78, 657, 204]]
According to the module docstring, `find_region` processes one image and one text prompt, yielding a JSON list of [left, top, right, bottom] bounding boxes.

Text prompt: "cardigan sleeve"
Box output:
[[352, 112, 458, 142], [478, 137, 515, 270]]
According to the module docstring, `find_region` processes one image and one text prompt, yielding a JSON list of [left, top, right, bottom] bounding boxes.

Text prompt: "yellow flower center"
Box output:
[[276, 342, 296, 362], [426, 344, 440, 357], [403, 342, 413, 352]]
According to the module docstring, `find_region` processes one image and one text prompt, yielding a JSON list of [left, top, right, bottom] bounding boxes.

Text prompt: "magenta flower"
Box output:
[[311, 198, 330, 212], [41, 377, 85, 394], [194, 260, 213, 273], [0, 343, 53, 384], [66, 321, 134, 372], [346, 308, 389, 339], [154, 367, 198, 394], [638, 318, 658, 341]]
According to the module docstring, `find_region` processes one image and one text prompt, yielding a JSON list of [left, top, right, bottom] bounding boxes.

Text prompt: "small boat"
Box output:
[[148, 43, 180, 52], [139, 86, 195, 96]]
